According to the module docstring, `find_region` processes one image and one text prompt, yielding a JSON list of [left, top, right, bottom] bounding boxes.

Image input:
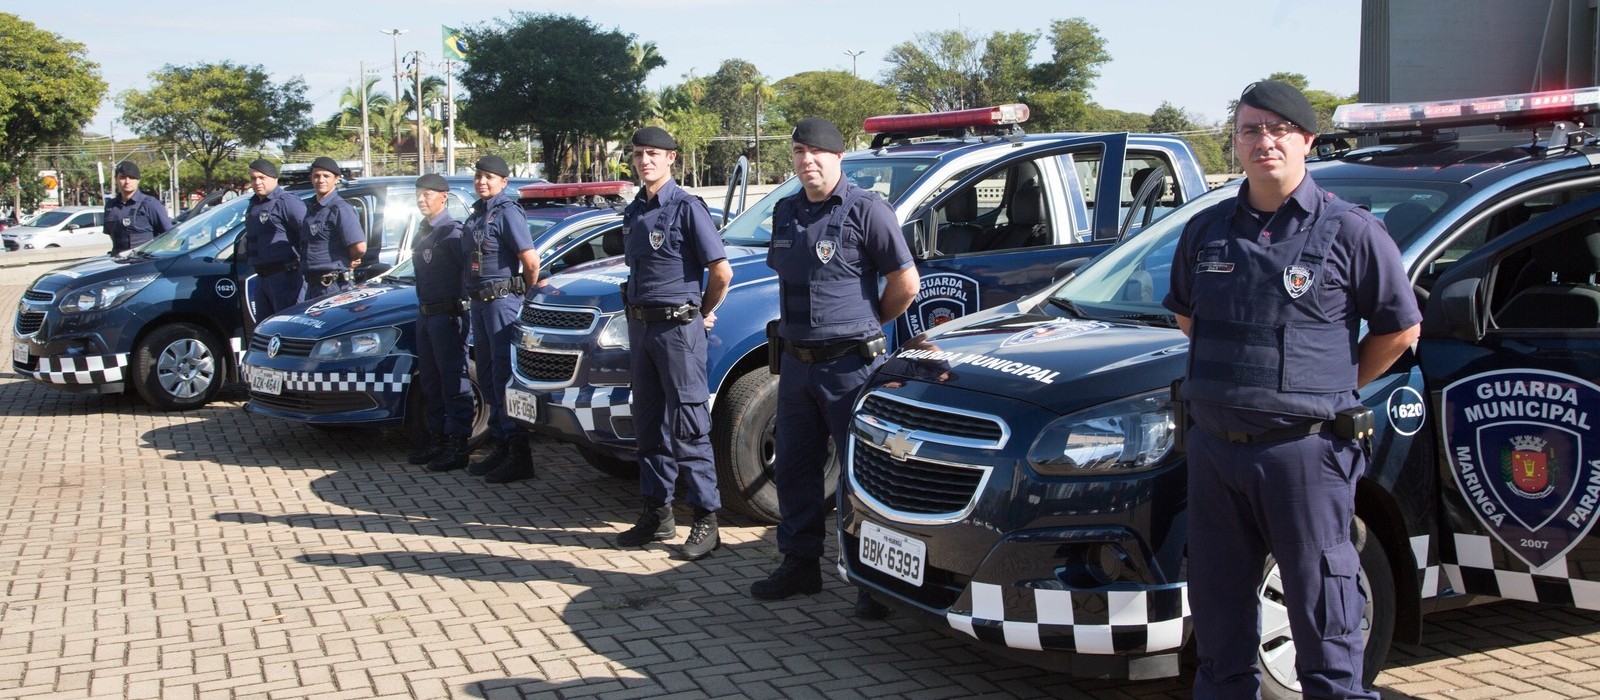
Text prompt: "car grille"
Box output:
[[250, 391, 376, 414], [519, 304, 597, 331], [249, 333, 317, 357], [15, 310, 44, 335], [860, 393, 1004, 442], [22, 289, 52, 302], [515, 347, 578, 383], [852, 441, 987, 515]]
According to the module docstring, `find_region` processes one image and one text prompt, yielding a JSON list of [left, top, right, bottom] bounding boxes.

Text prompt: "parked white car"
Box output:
[[2, 206, 106, 252]]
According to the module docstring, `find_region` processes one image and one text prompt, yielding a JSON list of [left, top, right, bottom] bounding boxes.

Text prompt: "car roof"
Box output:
[[1307, 138, 1591, 186], [849, 131, 1196, 161]]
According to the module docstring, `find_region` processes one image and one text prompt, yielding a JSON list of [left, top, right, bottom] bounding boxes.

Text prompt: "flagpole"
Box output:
[[446, 60, 456, 175]]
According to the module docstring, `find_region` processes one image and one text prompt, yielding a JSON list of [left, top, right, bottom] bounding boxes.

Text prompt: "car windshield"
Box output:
[[131, 193, 254, 257], [1054, 178, 1463, 321], [384, 256, 416, 284], [721, 157, 937, 246], [29, 210, 71, 227]]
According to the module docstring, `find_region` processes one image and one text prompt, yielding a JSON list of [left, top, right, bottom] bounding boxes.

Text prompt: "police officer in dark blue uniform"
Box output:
[[407, 173, 474, 472], [243, 159, 307, 327], [103, 161, 172, 256], [461, 155, 538, 484], [613, 126, 732, 560], [750, 117, 919, 617], [1163, 81, 1422, 699], [301, 157, 366, 299]]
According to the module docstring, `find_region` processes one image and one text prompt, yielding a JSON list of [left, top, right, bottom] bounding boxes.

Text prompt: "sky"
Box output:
[[15, 0, 1362, 137]]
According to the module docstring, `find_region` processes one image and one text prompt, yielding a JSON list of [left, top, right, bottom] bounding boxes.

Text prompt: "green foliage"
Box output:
[[290, 123, 361, 160], [981, 31, 1038, 104], [118, 61, 310, 189], [662, 104, 719, 186], [0, 14, 105, 204], [1147, 102, 1196, 134], [884, 29, 984, 111], [1182, 132, 1229, 175], [701, 60, 764, 182], [1080, 104, 1150, 132], [773, 71, 897, 151], [1031, 18, 1111, 94]]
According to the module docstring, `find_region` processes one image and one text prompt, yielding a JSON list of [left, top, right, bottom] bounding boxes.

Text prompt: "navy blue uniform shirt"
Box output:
[[104, 191, 172, 253], [245, 187, 307, 267], [301, 190, 365, 272], [414, 210, 466, 305], [623, 179, 725, 306], [461, 191, 534, 282]]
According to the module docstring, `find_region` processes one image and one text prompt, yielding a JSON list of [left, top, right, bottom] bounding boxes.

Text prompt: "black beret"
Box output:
[[1239, 80, 1319, 134], [474, 155, 510, 178], [415, 173, 449, 192], [631, 126, 677, 151], [114, 161, 140, 179], [310, 156, 342, 176], [791, 116, 847, 153], [248, 159, 279, 178]]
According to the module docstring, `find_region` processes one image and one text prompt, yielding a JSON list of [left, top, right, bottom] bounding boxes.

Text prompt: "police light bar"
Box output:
[[1333, 86, 1600, 132], [863, 104, 1031, 135], [518, 181, 635, 200]]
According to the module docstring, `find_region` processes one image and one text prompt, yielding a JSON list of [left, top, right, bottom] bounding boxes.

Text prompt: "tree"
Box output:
[[458, 13, 658, 181], [884, 29, 984, 112], [702, 60, 763, 183], [1148, 101, 1196, 134], [1031, 18, 1111, 94], [118, 62, 310, 189], [980, 31, 1038, 105], [739, 75, 776, 184], [0, 14, 106, 213], [773, 71, 897, 151]]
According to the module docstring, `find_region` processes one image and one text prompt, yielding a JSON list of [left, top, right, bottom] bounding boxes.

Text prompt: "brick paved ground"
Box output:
[[3, 276, 1600, 699]]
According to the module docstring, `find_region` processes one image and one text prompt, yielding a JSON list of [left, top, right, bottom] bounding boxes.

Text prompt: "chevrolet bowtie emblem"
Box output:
[[881, 429, 921, 461]]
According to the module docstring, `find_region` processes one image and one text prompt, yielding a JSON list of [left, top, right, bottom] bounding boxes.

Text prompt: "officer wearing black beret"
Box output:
[[1164, 80, 1420, 698], [104, 160, 172, 255], [462, 155, 539, 483], [750, 117, 919, 619], [612, 126, 731, 560], [407, 173, 474, 471], [300, 157, 366, 299], [243, 158, 306, 327]]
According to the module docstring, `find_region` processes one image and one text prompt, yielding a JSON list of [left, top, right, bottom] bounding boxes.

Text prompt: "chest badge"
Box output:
[[423, 249, 433, 264], [1283, 265, 1313, 298], [121, 217, 132, 227], [650, 230, 664, 250], [258, 212, 270, 224], [815, 239, 837, 264]]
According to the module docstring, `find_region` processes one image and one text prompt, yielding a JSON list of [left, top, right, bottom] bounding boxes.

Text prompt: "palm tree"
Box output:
[[740, 75, 776, 184], [336, 78, 393, 160], [403, 75, 448, 168]]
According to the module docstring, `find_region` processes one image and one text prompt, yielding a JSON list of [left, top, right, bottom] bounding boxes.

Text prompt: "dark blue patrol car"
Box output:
[[838, 86, 1600, 693], [505, 105, 1210, 520], [241, 182, 647, 445]]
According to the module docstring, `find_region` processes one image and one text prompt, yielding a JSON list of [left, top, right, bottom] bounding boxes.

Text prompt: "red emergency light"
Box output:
[[519, 181, 635, 199], [863, 104, 1031, 136], [1332, 86, 1600, 132]]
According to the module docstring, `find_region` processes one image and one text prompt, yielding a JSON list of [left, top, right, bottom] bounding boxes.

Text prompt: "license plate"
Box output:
[[12, 342, 26, 364], [506, 387, 539, 424], [859, 520, 926, 586], [249, 367, 283, 396]]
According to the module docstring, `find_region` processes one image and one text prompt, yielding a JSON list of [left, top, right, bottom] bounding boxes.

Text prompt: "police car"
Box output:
[[241, 181, 645, 445], [11, 176, 518, 411], [838, 86, 1600, 693], [506, 105, 1209, 519]]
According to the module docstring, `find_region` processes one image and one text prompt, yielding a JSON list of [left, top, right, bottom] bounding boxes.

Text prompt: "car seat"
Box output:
[[938, 188, 984, 255], [1498, 223, 1600, 328], [980, 177, 1048, 251]]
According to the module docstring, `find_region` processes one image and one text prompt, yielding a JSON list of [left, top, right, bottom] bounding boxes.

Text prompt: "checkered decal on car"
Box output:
[[551, 386, 632, 430], [21, 353, 130, 385], [229, 335, 244, 366], [945, 582, 1190, 655], [1438, 533, 1600, 610], [245, 356, 415, 393]]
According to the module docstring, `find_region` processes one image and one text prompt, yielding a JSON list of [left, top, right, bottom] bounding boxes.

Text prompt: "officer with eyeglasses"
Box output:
[[1163, 80, 1420, 699]]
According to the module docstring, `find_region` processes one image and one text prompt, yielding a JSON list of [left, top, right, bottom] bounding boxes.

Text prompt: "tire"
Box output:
[[393, 360, 489, 449], [577, 445, 639, 479], [1257, 517, 1396, 699], [712, 368, 837, 524], [133, 323, 225, 411]]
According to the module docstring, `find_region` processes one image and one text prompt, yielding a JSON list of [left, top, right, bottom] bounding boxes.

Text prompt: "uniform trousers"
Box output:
[[773, 350, 881, 560], [469, 293, 523, 441], [1187, 427, 1377, 700], [416, 312, 473, 437], [252, 270, 303, 322], [628, 316, 718, 510], [304, 275, 354, 300]]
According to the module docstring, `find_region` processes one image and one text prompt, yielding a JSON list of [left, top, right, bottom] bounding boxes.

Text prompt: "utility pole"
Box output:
[[359, 61, 371, 176], [844, 50, 865, 77], [411, 52, 425, 175], [445, 61, 455, 175]]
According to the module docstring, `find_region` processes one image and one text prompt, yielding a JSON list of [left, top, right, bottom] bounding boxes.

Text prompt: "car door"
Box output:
[[1419, 190, 1600, 596], [894, 134, 1129, 340]]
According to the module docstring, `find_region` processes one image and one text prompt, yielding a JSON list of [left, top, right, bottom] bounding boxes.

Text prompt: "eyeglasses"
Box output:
[[1234, 121, 1299, 143]]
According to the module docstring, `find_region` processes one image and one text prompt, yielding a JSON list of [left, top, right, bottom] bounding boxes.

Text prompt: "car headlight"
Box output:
[[59, 274, 158, 313], [1027, 389, 1176, 474], [310, 327, 400, 360], [597, 312, 629, 349]]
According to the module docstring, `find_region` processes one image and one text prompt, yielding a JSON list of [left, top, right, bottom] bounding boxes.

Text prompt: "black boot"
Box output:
[[749, 555, 822, 600], [426, 435, 470, 472], [466, 439, 507, 476], [483, 436, 535, 483], [673, 509, 720, 560], [854, 589, 889, 620], [407, 432, 446, 465], [616, 499, 675, 547]]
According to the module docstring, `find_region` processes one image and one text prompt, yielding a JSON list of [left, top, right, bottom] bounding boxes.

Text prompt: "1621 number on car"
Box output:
[[859, 520, 926, 586]]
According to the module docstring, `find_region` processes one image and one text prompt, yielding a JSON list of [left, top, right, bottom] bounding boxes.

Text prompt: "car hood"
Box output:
[[25, 254, 157, 294], [4, 225, 56, 236], [254, 282, 420, 339], [878, 308, 1191, 415], [531, 244, 767, 311]]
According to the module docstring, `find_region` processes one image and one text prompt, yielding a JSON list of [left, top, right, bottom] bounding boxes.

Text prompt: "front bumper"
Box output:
[[507, 304, 637, 458], [242, 350, 414, 426], [13, 293, 133, 393]]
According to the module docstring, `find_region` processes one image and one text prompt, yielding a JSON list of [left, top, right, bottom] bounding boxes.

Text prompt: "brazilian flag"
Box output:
[[443, 26, 469, 61]]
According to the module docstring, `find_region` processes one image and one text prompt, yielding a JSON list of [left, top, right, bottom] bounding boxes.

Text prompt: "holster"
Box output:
[[766, 320, 782, 375], [1334, 406, 1375, 440]]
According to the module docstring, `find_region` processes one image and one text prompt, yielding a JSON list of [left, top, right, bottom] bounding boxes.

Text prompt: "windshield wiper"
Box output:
[[1046, 296, 1086, 318], [1111, 313, 1178, 328]]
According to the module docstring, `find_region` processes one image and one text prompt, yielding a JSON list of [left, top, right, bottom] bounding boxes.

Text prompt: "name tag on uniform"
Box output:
[[772, 237, 794, 249], [1198, 262, 1235, 273]]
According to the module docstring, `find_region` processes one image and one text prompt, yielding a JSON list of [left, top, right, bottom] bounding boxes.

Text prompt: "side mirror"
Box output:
[[1426, 275, 1485, 343], [1054, 257, 1091, 282], [902, 215, 929, 259], [65, 224, 79, 231], [355, 262, 391, 282]]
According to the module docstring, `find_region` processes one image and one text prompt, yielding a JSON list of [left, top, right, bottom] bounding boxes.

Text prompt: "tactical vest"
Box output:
[[622, 194, 701, 306], [767, 186, 881, 342], [413, 217, 463, 305], [245, 189, 298, 266], [465, 194, 521, 282], [1185, 196, 1363, 420]]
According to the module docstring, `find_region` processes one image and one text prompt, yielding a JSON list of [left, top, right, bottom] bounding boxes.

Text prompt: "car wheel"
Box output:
[[712, 368, 837, 524], [393, 361, 489, 449], [133, 323, 224, 411], [577, 445, 639, 479], [1258, 517, 1396, 699]]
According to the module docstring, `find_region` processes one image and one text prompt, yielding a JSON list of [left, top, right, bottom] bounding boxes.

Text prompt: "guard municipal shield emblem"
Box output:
[[1283, 265, 1313, 298], [121, 217, 131, 227], [649, 230, 664, 250], [815, 239, 837, 264], [423, 249, 433, 264], [258, 212, 269, 224]]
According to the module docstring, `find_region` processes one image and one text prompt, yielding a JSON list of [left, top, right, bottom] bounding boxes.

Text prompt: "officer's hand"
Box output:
[[703, 311, 717, 330]]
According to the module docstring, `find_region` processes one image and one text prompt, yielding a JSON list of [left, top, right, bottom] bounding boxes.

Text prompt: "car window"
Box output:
[[1068, 151, 1105, 238], [1487, 212, 1600, 331], [31, 211, 69, 227], [926, 160, 1053, 256], [721, 157, 937, 247], [544, 221, 617, 275], [446, 193, 470, 221], [140, 191, 256, 256], [69, 212, 96, 228], [1121, 152, 1181, 230], [1418, 180, 1600, 296]]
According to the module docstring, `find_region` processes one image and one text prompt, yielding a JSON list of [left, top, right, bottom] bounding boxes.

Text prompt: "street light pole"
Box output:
[[359, 61, 371, 176], [410, 51, 425, 175], [844, 50, 865, 77], [379, 28, 407, 117]]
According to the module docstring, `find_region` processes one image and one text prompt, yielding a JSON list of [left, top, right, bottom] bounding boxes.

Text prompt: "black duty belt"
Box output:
[[1208, 420, 1328, 444], [785, 333, 886, 364], [469, 277, 526, 302], [255, 260, 298, 276], [419, 300, 465, 317], [626, 303, 698, 323], [307, 269, 352, 287]]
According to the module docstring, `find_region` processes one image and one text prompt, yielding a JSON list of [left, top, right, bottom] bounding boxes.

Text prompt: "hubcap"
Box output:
[[155, 338, 215, 400], [1257, 558, 1375, 692]]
